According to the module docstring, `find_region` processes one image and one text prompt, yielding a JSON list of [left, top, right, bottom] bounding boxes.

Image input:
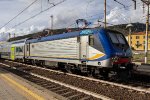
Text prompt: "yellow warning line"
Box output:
[[0, 74, 45, 100]]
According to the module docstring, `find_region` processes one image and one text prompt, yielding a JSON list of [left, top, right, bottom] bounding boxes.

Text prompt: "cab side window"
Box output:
[[89, 35, 94, 46]]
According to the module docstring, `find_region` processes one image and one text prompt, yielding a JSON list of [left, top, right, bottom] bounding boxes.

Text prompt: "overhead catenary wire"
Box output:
[[113, 1, 146, 29], [6, 0, 144, 33], [67, 0, 144, 32], [97, 1, 144, 31], [11, 0, 66, 29], [114, 0, 126, 8], [110, 1, 142, 24], [67, 1, 143, 29], [86, 1, 142, 26], [48, 0, 55, 6], [68, 0, 122, 27], [0, 0, 38, 30]]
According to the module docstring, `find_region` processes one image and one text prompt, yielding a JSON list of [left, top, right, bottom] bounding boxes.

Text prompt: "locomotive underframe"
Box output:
[[14, 57, 134, 78]]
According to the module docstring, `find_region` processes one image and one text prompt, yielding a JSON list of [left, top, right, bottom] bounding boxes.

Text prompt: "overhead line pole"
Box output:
[[50, 15, 54, 35], [104, 0, 107, 28], [145, 4, 149, 63], [141, 0, 150, 63], [51, 15, 53, 30], [132, 0, 136, 9]]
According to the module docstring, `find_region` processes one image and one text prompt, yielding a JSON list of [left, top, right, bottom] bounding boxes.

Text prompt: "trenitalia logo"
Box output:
[[80, 30, 93, 35]]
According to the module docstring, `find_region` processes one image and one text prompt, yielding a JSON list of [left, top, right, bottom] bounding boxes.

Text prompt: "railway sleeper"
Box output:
[[67, 93, 83, 99], [55, 88, 69, 93]]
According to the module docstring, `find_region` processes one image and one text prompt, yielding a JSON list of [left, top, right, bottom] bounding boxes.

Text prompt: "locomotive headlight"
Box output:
[[111, 56, 119, 62]]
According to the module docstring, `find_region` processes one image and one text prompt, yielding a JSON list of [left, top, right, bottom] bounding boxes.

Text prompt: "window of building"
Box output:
[[143, 41, 145, 44], [149, 36, 150, 38], [136, 41, 141, 48], [143, 36, 145, 39], [131, 36, 132, 39], [136, 36, 139, 39]]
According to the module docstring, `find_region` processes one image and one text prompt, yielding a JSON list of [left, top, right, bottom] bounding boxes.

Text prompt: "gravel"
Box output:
[[1, 60, 150, 100]]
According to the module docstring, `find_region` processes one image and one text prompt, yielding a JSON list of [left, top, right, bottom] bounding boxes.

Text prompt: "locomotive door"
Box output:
[[25, 43, 30, 57], [80, 36, 89, 59]]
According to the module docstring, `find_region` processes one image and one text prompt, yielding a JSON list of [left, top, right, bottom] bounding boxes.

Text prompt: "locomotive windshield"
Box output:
[[108, 32, 126, 45], [107, 31, 130, 51]]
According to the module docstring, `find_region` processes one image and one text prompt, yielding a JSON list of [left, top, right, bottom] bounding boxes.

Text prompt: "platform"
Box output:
[[0, 67, 59, 100]]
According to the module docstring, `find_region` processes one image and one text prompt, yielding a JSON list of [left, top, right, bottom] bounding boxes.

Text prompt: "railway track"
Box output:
[[0, 64, 106, 100], [0, 59, 150, 100]]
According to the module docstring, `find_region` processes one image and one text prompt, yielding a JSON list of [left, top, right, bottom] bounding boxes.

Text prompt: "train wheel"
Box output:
[[31, 60, 35, 66], [58, 63, 66, 72], [87, 68, 95, 77], [41, 61, 46, 68], [99, 69, 109, 79], [35, 60, 40, 66], [117, 70, 131, 82], [91, 69, 97, 77], [65, 64, 72, 73]]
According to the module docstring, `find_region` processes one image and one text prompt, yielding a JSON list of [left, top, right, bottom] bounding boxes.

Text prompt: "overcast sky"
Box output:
[[0, 0, 146, 41]]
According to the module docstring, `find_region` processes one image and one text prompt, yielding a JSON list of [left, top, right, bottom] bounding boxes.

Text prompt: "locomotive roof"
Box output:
[[9, 28, 124, 44], [26, 28, 102, 44], [12, 38, 28, 44]]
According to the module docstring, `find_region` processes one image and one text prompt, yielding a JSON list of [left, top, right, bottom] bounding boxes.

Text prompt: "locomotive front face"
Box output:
[[91, 29, 133, 69], [108, 32, 132, 61], [103, 29, 133, 70]]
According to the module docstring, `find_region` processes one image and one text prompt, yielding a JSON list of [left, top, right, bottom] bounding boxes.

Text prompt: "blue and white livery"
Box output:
[[0, 28, 134, 77]]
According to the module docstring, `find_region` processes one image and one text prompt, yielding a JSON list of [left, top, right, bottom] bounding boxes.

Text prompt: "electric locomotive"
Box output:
[[0, 28, 134, 78]]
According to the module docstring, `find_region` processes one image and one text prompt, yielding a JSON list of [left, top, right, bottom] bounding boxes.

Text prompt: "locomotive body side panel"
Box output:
[[29, 37, 79, 59]]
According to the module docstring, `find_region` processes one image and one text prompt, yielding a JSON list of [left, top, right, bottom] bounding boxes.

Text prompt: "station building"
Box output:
[[126, 31, 150, 51]]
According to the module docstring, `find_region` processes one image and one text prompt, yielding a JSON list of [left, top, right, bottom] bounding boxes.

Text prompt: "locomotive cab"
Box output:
[[76, 28, 134, 78], [105, 29, 134, 78], [107, 31, 132, 61]]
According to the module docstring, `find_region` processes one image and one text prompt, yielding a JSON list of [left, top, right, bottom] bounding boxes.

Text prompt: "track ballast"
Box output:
[[0, 59, 150, 100]]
